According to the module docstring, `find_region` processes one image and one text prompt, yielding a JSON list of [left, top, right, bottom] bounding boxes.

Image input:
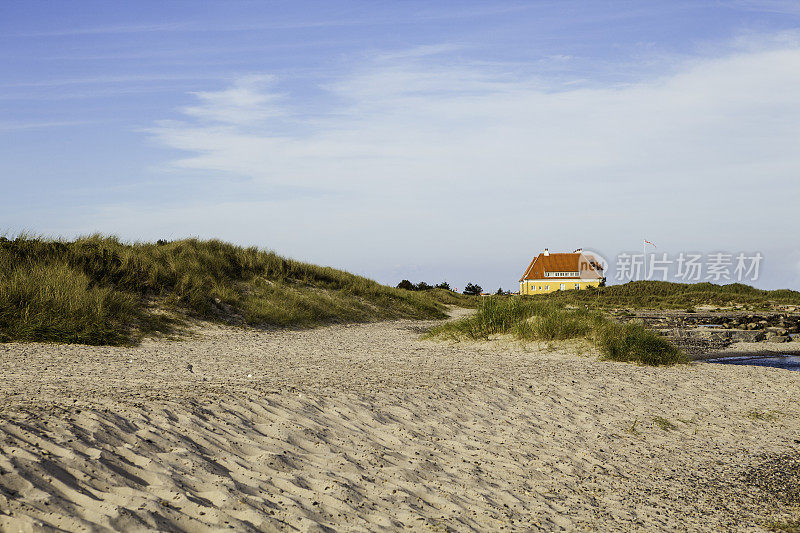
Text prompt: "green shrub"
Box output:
[[593, 321, 686, 365], [463, 283, 482, 296], [397, 279, 415, 290]]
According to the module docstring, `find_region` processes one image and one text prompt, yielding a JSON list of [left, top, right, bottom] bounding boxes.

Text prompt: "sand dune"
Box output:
[[1, 313, 799, 531]]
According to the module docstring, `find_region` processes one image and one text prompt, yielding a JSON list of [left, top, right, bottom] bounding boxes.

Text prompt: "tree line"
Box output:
[[396, 280, 484, 295]]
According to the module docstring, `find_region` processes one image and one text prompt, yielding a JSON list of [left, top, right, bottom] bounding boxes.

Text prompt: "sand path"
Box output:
[[0, 312, 799, 531]]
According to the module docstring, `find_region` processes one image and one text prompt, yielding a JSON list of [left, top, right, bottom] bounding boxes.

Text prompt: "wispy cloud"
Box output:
[[147, 37, 800, 262], [182, 75, 288, 125], [371, 44, 469, 62], [724, 0, 800, 15], [21, 19, 380, 37], [21, 22, 191, 37], [20, 4, 538, 38], [0, 73, 240, 102], [0, 73, 223, 89], [0, 120, 97, 131], [34, 40, 359, 62]]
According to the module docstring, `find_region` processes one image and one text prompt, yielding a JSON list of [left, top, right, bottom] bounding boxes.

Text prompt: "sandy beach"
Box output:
[[1, 311, 799, 532]]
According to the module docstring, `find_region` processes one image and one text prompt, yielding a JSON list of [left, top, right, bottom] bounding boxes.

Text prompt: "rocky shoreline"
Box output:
[[614, 310, 800, 359]]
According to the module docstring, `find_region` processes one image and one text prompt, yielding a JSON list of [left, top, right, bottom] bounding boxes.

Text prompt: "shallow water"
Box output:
[[706, 355, 800, 371]]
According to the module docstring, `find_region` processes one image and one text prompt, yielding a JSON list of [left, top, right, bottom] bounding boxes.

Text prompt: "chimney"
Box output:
[[543, 248, 550, 256]]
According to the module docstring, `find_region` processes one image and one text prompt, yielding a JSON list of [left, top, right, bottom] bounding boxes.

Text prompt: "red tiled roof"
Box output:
[[519, 252, 604, 281]]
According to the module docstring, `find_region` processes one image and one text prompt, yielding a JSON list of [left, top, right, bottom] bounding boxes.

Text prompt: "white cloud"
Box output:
[[152, 42, 800, 191], [145, 38, 800, 288], [181, 75, 287, 125]]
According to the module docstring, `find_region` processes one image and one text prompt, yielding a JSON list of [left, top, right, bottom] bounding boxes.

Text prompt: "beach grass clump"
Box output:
[[593, 321, 686, 365], [0, 258, 141, 345], [652, 416, 677, 431], [747, 409, 781, 422], [514, 307, 601, 341], [427, 296, 686, 365], [0, 234, 471, 345], [426, 297, 557, 340]]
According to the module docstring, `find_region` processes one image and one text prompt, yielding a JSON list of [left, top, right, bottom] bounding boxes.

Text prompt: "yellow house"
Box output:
[[519, 248, 604, 295]]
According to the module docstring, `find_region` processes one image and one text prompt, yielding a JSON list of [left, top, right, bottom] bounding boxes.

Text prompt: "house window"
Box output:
[[545, 285, 549, 291], [575, 283, 580, 290], [560, 283, 566, 291]]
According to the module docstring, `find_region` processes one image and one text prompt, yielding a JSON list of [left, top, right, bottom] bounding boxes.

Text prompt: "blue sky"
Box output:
[[2, 1, 799, 290]]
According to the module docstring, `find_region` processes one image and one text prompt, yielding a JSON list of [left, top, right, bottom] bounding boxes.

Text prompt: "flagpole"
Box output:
[[643, 239, 646, 281]]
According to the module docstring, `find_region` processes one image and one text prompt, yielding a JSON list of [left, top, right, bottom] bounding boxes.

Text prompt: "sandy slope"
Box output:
[[0, 312, 799, 532]]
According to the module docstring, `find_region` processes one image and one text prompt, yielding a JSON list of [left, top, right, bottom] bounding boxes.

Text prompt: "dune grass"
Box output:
[[594, 320, 685, 365], [0, 259, 142, 344], [426, 296, 686, 365], [0, 235, 471, 345], [767, 519, 800, 533], [536, 280, 800, 309]]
